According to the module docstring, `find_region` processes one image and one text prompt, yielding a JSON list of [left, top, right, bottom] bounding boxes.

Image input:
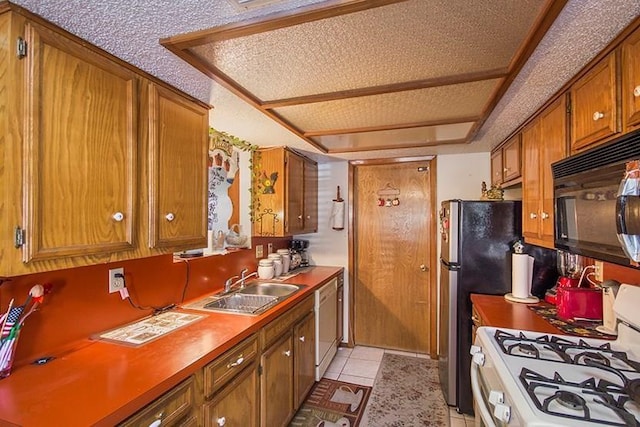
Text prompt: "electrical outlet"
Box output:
[[109, 268, 125, 293], [267, 243, 273, 254], [594, 261, 604, 282], [255, 244, 264, 258]]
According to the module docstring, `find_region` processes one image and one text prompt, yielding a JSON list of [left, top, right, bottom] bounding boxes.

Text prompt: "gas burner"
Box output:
[[508, 342, 539, 358], [520, 368, 640, 426], [576, 351, 611, 367], [548, 390, 587, 412]]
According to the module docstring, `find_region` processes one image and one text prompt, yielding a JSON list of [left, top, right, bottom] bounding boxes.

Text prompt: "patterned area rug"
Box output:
[[360, 353, 450, 426], [289, 378, 372, 427]]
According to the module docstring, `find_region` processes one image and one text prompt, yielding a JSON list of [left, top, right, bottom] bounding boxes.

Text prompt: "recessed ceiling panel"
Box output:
[[274, 79, 500, 132], [192, 0, 546, 100], [317, 122, 475, 152]]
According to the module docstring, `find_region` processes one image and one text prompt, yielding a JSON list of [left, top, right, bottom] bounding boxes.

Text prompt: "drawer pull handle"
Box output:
[[217, 416, 226, 426], [284, 350, 292, 357], [541, 212, 550, 220], [165, 212, 175, 222], [149, 412, 163, 427], [634, 85, 640, 97], [529, 212, 537, 219], [592, 111, 604, 121], [112, 212, 124, 222], [227, 356, 244, 368], [299, 335, 305, 342]]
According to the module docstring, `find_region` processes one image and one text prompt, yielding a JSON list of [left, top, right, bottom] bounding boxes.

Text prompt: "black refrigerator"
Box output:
[[438, 199, 522, 415]]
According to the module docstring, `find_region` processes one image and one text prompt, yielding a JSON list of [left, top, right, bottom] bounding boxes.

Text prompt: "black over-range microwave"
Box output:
[[552, 129, 640, 267]]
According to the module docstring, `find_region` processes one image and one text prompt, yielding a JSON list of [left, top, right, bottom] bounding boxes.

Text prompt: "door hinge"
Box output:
[[14, 226, 25, 248], [16, 37, 27, 59]]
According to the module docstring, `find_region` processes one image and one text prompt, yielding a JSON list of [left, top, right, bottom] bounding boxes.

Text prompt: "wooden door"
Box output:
[[570, 52, 619, 152], [148, 83, 208, 250], [522, 120, 542, 244], [353, 161, 432, 353], [622, 26, 640, 130], [23, 20, 137, 261], [260, 332, 294, 427], [203, 364, 259, 427], [293, 312, 315, 408], [539, 95, 567, 246], [286, 151, 305, 235]]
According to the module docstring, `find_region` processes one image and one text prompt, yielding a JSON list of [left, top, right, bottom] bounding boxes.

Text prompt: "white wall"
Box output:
[[295, 160, 350, 341]]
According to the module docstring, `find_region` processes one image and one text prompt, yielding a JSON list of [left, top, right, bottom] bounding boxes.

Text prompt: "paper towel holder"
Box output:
[[504, 293, 540, 304]]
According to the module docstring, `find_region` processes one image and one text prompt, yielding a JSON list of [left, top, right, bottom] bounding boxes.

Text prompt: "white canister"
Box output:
[[258, 259, 275, 280], [267, 253, 283, 277], [276, 249, 291, 273]]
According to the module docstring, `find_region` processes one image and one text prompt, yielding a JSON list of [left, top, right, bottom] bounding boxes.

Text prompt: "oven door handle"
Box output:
[[471, 358, 497, 427]]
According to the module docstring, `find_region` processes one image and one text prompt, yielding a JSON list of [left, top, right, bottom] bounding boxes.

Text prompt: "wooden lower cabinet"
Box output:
[[203, 364, 260, 427], [261, 332, 295, 427], [119, 377, 197, 427], [294, 312, 316, 408]]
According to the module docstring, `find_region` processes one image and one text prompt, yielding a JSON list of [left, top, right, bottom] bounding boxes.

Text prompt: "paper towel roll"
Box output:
[[512, 254, 534, 299], [331, 200, 345, 230]]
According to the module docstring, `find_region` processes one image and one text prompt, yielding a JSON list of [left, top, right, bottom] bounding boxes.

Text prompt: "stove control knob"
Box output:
[[489, 390, 504, 405], [493, 403, 511, 423], [471, 350, 485, 366]]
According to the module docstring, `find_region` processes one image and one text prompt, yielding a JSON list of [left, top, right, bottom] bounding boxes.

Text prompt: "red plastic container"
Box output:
[[556, 287, 603, 321]]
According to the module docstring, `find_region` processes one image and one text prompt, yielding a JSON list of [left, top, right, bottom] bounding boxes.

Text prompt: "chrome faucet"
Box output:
[[223, 269, 258, 293]]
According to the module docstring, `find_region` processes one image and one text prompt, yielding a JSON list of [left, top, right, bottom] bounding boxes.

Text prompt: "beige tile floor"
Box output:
[[324, 345, 476, 426]]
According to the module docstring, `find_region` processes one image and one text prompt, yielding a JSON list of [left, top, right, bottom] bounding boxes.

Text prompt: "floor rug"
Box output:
[[360, 353, 450, 426], [289, 378, 372, 427]]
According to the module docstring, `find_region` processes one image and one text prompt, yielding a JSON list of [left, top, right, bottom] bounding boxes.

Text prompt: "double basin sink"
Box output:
[[186, 282, 304, 315]]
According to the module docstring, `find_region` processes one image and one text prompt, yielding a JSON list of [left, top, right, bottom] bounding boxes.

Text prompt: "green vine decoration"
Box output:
[[209, 128, 261, 222]]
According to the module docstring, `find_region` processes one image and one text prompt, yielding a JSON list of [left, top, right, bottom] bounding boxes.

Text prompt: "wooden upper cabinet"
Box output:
[[522, 95, 567, 249], [490, 134, 521, 187], [490, 150, 503, 186], [622, 25, 640, 130], [570, 51, 620, 152], [502, 134, 521, 183], [22, 20, 138, 262], [252, 147, 318, 237], [147, 83, 209, 250]]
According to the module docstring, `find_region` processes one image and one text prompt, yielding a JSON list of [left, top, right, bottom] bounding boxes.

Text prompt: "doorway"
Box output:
[[349, 159, 437, 356]]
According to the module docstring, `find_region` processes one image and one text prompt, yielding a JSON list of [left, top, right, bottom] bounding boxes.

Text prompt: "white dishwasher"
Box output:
[[315, 277, 338, 380]]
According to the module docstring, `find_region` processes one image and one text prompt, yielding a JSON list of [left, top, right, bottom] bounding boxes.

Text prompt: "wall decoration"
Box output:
[[376, 183, 401, 207], [260, 171, 279, 194], [480, 181, 504, 200], [207, 128, 258, 251]]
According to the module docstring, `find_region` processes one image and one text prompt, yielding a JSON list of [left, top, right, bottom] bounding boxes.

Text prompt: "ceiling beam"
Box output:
[[262, 68, 508, 108], [327, 138, 468, 154], [303, 116, 479, 137]]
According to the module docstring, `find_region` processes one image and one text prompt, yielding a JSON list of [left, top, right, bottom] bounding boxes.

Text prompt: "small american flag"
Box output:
[[1, 307, 23, 339]]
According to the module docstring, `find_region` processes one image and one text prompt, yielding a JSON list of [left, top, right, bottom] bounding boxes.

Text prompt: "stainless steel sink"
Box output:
[[184, 282, 304, 315], [237, 282, 302, 298]]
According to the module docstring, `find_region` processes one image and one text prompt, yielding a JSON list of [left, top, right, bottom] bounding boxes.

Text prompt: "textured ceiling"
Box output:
[[11, 0, 640, 160]]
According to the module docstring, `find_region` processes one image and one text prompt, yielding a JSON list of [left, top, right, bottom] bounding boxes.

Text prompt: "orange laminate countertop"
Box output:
[[471, 293, 563, 334], [0, 266, 343, 427]]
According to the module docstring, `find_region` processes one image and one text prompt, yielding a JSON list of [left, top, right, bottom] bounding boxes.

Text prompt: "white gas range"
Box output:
[[471, 284, 640, 427]]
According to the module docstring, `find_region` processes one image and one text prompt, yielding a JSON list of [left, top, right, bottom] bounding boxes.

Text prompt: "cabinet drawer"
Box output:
[[203, 334, 258, 398], [261, 296, 313, 349], [119, 376, 195, 427]]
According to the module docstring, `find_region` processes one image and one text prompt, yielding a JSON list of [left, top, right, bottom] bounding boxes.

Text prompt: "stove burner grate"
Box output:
[[520, 368, 640, 426]]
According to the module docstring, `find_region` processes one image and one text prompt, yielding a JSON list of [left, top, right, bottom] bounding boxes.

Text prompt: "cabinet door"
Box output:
[[303, 159, 318, 233], [148, 84, 208, 249], [490, 150, 503, 186], [502, 134, 521, 182], [570, 52, 619, 152], [622, 27, 640, 130], [286, 152, 305, 235], [22, 21, 137, 261], [261, 332, 294, 427], [521, 121, 542, 243], [294, 312, 316, 408], [539, 96, 567, 246], [203, 363, 259, 427]]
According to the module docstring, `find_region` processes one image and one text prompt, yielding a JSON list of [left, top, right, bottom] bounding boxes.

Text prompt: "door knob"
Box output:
[[420, 264, 428, 272]]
